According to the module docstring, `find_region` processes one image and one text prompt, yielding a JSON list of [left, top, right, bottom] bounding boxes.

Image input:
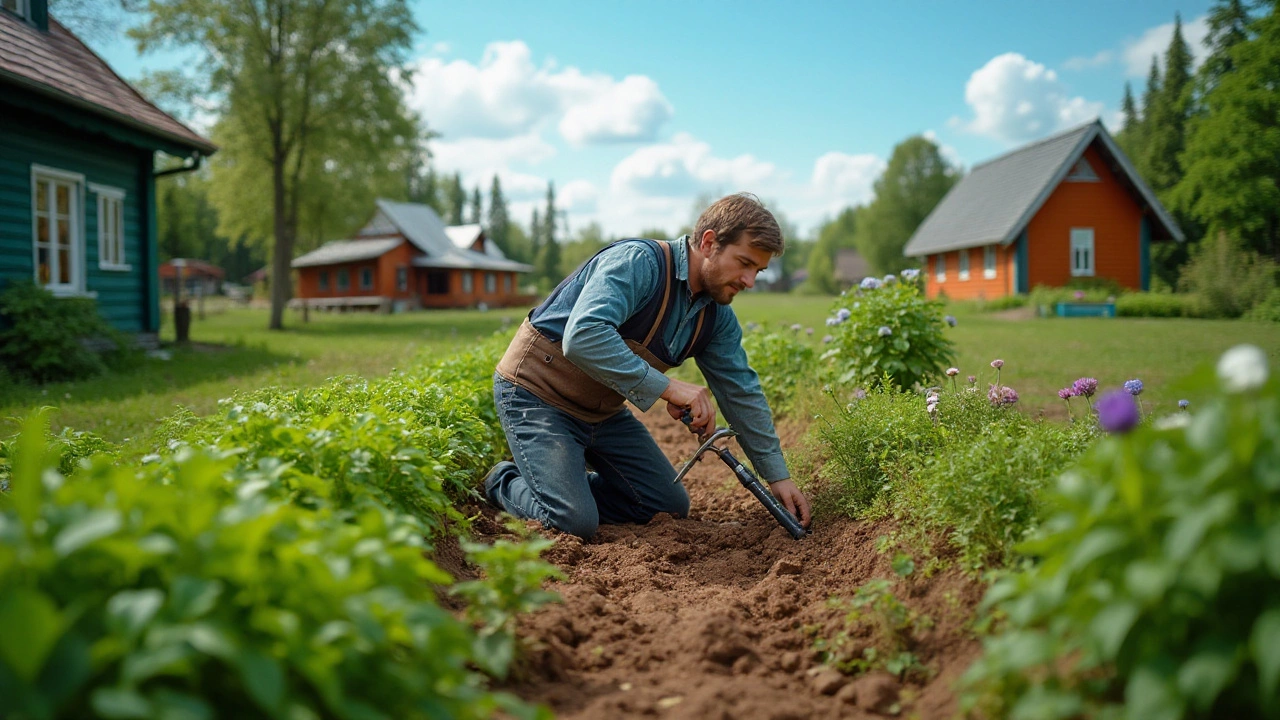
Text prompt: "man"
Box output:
[[484, 193, 811, 538]]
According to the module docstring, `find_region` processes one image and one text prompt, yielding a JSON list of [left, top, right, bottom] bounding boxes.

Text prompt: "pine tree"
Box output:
[[1116, 82, 1141, 160], [487, 175, 511, 257], [447, 172, 466, 225], [469, 187, 482, 225], [1200, 0, 1255, 92], [536, 182, 561, 282], [530, 208, 542, 274], [420, 167, 443, 215]]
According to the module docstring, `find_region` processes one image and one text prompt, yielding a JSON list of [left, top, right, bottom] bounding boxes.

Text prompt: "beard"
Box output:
[[700, 263, 744, 304]]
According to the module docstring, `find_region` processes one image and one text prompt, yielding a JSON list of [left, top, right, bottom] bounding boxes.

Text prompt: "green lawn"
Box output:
[[4, 295, 1278, 447]]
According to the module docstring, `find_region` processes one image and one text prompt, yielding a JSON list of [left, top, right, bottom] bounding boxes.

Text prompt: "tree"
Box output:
[[852, 136, 960, 274], [1176, 3, 1280, 260], [529, 208, 542, 269], [805, 207, 859, 294], [559, 222, 609, 275], [469, 187, 482, 225], [446, 173, 466, 225], [1200, 0, 1256, 92], [1142, 14, 1194, 194], [132, 0, 420, 330], [637, 227, 672, 240], [535, 182, 561, 283], [1116, 82, 1141, 160], [487, 175, 512, 257]]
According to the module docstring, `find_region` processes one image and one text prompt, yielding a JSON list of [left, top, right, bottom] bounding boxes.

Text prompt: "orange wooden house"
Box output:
[[904, 120, 1183, 299], [291, 199, 534, 312]]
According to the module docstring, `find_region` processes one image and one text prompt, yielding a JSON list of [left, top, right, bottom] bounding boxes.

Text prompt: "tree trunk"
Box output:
[[269, 154, 292, 330]]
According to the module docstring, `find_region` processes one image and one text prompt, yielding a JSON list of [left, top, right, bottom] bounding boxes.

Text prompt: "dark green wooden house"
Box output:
[[0, 0, 216, 340]]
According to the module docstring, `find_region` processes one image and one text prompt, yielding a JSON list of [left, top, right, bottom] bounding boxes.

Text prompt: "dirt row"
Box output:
[[458, 407, 988, 719]]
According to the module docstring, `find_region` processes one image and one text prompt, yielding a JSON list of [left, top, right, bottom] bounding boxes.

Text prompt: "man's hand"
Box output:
[[769, 479, 811, 528], [662, 378, 716, 437]]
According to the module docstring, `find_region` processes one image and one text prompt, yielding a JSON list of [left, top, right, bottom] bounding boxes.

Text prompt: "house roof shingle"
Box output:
[[374, 200, 533, 273], [903, 120, 1182, 258], [0, 13, 216, 155], [291, 238, 403, 268]]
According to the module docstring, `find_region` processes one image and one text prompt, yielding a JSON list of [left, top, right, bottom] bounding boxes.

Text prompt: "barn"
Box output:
[[291, 199, 534, 312], [904, 119, 1183, 299]]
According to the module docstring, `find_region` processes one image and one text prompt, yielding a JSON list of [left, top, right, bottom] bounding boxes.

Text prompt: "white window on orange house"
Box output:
[[958, 249, 970, 281], [504, 274, 512, 293], [359, 266, 373, 290], [396, 266, 408, 292], [935, 254, 946, 282], [462, 271, 473, 294], [1070, 228, 1095, 276], [485, 272, 496, 293], [984, 245, 997, 279]]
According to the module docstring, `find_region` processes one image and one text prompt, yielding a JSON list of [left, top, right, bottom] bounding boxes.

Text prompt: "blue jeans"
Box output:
[[487, 373, 690, 538]]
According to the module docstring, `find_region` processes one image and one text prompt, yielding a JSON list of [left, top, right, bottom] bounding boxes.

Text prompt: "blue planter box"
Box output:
[[1056, 302, 1116, 318]]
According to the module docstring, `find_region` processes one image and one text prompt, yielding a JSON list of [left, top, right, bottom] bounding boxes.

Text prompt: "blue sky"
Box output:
[[92, 0, 1214, 238]]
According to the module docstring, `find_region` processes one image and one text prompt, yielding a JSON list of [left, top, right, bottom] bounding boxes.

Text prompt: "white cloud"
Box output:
[[810, 152, 884, 205], [1062, 49, 1114, 71], [610, 132, 776, 198], [1123, 15, 1209, 77], [921, 130, 964, 169], [558, 179, 600, 213], [953, 52, 1104, 144], [430, 132, 556, 193], [406, 40, 672, 145]]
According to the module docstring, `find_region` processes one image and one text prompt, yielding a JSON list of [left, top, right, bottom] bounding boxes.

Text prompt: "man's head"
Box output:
[[690, 193, 784, 304]]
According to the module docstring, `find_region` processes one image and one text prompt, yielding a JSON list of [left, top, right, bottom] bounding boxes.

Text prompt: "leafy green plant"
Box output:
[[822, 276, 955, 391], [0, 413, 547, 720], [0, 281, 137, 384], [1248, 287, 1280, 323], [816, 578, 933, 681], [1116, 292, 1204, 318], [741, 328, 817, 415], [962, 358, 1280, 719], [1177, 231, 1276, 319]]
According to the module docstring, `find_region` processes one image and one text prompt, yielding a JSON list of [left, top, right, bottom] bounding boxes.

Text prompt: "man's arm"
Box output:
[[560, 244, 670, 411], [695, 307, 810, 526]]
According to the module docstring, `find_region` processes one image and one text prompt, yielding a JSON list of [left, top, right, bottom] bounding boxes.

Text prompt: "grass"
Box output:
[[3, 294, 1278, 447]]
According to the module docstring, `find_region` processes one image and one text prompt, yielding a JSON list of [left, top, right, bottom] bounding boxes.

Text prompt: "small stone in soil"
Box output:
[[811, 668, 848, 695], [656, 696, 683, 709]]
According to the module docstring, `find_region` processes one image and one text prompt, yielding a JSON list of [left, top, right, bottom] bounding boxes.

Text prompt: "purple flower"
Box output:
[[1072, 377, 1098, 398], [987, 384, 1019, 407], [1074, 290, 1085, 300], [822, 334, 834, 344], [883, 274, 897, 284], [1178, 399, 1190, 410], [967, 375, 976, 384], [860, 277, 882, 290], [826, 317, 840, 327], [1058, 387, 1077, 400], [1096, 390, 1140, 433], [1124, 379, 1144, 396], [945, 315, 957, 327], [790, 323, 802, 332], [990, 359, 1004, 369], [878, 326, 893, 337], [901, 268, 921, 282], [852, 388, 867, 400], [806, 327, 814, 336], [836, 308, 852, 321]]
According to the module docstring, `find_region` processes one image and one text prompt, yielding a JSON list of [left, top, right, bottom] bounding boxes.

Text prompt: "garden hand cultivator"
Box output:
[[676, 411, 807, 540]]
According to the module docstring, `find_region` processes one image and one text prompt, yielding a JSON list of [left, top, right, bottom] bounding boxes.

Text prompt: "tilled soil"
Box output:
[[465, 407, 986, 719]]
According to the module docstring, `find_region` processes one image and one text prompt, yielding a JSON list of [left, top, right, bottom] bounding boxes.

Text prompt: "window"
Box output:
[[32, 165, 84, 294], [2, 0, 29, 19], [984, 245, 997, 279], [462, 271, 473, 294], [484, 272, 496, 293], [1071, 228, 1095, 276], [1066, 157, 1099, 182], [337, 268, 350, 291], [396, 266, 408, 292], [426, 270, 449, 294], [92, 185, 127, 270], [318, 270, 330, 292], [958, 249, 970, 281], [359, 266, 373, 290], [935, 254, 946, 282], [504, 274, 512, 293]]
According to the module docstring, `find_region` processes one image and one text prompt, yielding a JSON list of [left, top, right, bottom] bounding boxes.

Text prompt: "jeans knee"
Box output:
[[660, 486, 691, 518], [544, 507, 599, 539]]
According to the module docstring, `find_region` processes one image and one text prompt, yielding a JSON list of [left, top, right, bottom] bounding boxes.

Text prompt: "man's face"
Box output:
[[699, 235, 774, 304]]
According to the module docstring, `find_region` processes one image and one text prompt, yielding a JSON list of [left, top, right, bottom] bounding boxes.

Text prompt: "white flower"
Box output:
[[1155, 414, 1192, 430], [1217, 344, 1269, 393]]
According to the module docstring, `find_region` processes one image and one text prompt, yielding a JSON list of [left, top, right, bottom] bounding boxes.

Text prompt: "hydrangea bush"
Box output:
[[962, 346, 1280, 719], [822, 272, 955, 391]]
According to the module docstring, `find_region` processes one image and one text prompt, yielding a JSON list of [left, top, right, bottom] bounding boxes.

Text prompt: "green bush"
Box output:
[[980, 295, 1029, 312], [1248, 287, 1280, 323], [0, 414, 551, 720], [1178, 231, 1276, 318], [962, 349, 1280, 718], [741, 328, 817, 415], [0, 281, 136, 384], [822, 275, 956, 391], [1116, 292, 1202, 318]]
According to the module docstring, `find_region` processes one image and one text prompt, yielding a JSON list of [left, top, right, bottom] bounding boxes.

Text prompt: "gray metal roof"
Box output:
[[903, 120, 1183, 257], [291, 238, 401, 268], [374, 200, 533, 272]]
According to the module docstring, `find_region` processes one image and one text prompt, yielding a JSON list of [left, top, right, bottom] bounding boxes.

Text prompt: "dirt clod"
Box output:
[[811, 668, 848, 695], [851, 672, 901, 714], [770, 558, 803, 576]]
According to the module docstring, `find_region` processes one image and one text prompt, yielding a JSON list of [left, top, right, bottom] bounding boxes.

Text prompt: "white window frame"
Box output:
[[984, 245, 997, 279], [462, 271, 473, 294], [90, 183, 129, 271], [958, 249, 970, 281], [935, 254, 946, 282], [359, 266, 373, 290], [2, 0, 30, 20], [31, 164, 89, 296], [1071, 228, 1095, 277]]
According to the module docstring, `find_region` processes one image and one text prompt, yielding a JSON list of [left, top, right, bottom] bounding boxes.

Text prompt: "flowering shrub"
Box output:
[[962, 345, 1280, 719], [823, 273, 955, 391], [740, 328, 817, 416]]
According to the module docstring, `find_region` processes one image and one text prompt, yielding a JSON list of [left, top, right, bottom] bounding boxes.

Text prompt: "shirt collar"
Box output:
[[673, 234, 691, 283]]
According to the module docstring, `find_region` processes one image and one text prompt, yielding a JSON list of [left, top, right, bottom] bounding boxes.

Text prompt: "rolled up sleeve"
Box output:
[[561, 245, 671, 411], [695, 307, 791, 482]]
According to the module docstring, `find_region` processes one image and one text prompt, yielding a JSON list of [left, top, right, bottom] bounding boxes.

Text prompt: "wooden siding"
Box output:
[[1025, 145, 1142, 290], [0, 103, 152, 332], [924, 244, 1016, 300]]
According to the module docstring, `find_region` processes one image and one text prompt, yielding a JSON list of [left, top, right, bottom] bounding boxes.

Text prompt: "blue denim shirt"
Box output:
[[530, 236, 789, 482]]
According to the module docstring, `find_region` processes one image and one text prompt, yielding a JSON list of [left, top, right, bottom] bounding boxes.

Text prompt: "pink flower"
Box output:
[[988, 384, 1019, 407], [945, 368, 959, 377], [990, 359, 1004, 369], [1058, 387, 1077, 400]]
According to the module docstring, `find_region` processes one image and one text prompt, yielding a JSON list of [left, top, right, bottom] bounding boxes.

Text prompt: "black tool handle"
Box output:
[[716, 447, 807, 540]]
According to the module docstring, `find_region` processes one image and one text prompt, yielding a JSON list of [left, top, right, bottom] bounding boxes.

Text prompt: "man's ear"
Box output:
[[699, 229, 718, 255]]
